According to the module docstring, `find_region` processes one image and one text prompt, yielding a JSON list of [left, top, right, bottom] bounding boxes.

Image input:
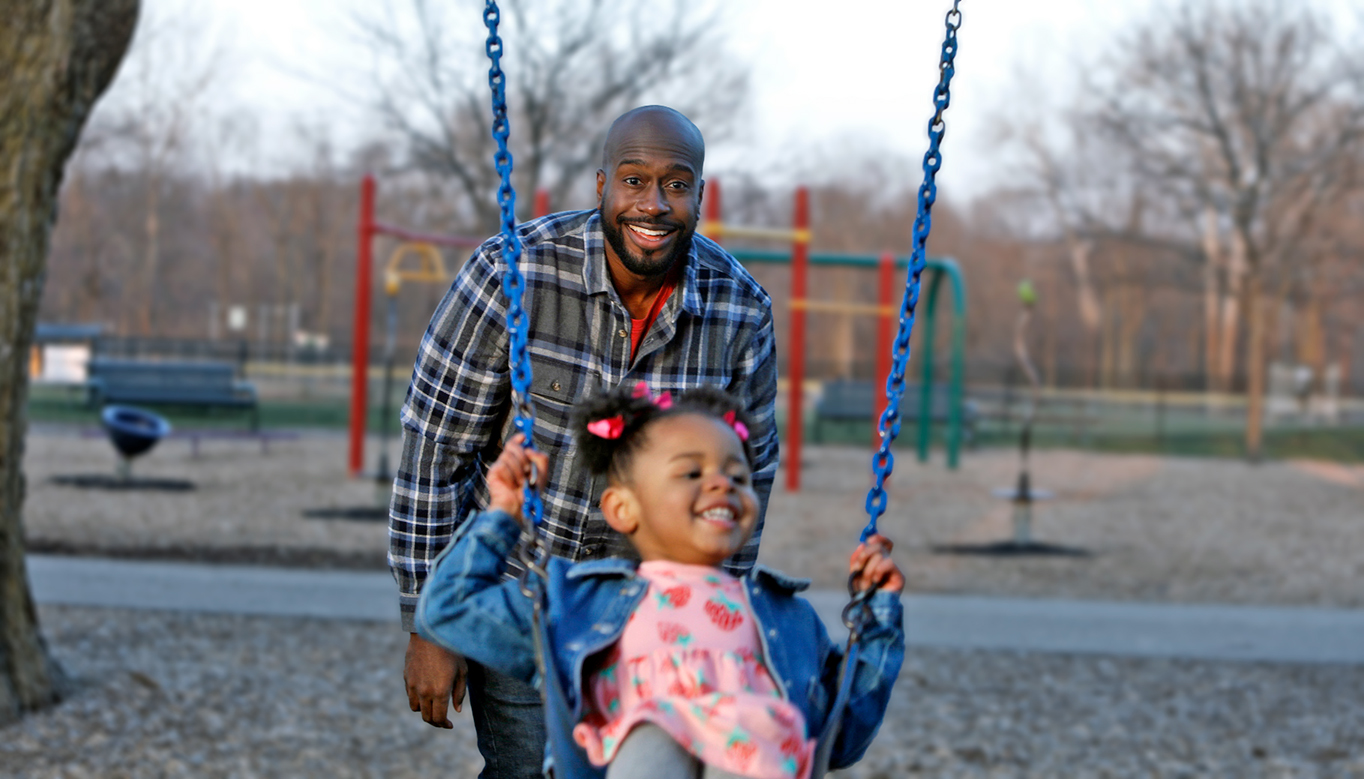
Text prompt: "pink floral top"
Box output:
[[572, 561, 814, 779]]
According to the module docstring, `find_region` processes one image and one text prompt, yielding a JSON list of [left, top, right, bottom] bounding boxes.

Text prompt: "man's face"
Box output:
[[596, 141, 703, 279]]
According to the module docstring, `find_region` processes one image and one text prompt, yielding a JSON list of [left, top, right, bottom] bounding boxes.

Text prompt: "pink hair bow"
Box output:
[[586, 415, 625, 439], [631, 381, 672, 409], [722, 410, 750, 442]]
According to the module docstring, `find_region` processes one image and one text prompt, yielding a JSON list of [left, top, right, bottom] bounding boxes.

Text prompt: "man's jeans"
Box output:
[[467, 660, 546, 779]]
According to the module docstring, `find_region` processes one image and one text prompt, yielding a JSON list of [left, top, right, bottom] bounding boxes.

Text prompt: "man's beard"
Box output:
[[600, 213, 694, 278]]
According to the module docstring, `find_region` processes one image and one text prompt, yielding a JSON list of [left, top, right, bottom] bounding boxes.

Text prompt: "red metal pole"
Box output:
[[704, 177, 722, 238], [786, 187, 809, 492], [349, 175, 376, 478], [534, 188, 550, 219], [875, 253, 894, 449]]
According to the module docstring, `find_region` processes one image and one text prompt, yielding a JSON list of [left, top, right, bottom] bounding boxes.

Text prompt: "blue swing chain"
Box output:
[[484, 2, 549, 581], [861, 2, 963, 544], [844, 0, 962, 633], [486, 0, 960, 600]]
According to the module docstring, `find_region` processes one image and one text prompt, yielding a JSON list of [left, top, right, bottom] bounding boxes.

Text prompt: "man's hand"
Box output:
[[405, 632, 467, 729], [849, 533, 905, 594]]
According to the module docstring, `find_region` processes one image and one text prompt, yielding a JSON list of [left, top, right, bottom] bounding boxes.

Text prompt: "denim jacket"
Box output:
[[416, 509, 905, 778]]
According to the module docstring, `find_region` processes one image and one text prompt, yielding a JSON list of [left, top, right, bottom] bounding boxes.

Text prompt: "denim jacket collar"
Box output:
[[562, 558, 810, 592], [564, 557, 638, 580], [751, 564, 812, 593]]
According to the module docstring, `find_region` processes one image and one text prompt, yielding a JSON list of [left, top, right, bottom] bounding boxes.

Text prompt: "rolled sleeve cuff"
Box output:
[[400, 596, 419, 632]]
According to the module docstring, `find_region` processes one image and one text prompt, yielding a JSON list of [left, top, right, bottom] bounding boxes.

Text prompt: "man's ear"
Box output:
[[600, 485, 638, 535], [596, 169, 606, 206]]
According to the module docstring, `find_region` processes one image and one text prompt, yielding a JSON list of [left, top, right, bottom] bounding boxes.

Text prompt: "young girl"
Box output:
[[417, 384, 904, 779]]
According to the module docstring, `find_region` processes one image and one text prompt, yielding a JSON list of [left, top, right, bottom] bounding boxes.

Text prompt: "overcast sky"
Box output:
[[101, 0, 1364, 203]]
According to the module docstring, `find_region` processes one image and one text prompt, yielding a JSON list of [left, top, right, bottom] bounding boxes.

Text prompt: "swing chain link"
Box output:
[[484, 1, 546, 542], [861, 0, 962, 543], [841, 572, 877, 637]]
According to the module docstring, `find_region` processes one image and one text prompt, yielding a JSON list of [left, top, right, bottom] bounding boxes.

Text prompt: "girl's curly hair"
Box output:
[[571, 383, 755, 483]]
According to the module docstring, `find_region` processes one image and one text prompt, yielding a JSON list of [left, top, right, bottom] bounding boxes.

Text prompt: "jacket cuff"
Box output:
[[466, 508, 522, 558], [868, 589, 904, 631]]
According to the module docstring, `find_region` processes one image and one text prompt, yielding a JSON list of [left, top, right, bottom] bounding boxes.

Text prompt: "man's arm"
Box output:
[[727, 302, 779, 573], [388, 241, 511, 727], [389, 244, 512, 628]]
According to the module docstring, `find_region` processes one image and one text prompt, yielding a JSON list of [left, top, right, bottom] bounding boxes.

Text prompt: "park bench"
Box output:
[[813, 379, 978, 444], [86, 358, 259, 430]]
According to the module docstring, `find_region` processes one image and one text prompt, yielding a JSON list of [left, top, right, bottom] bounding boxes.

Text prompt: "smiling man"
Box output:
[[390, 106, 779, 779]]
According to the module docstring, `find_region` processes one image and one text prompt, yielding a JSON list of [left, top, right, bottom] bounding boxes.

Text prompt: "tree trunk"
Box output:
[[1200, 206, 1223, 392], [1296, 295, 1325, 382], [1100, 286, 1118, 390], [1117, 281, 1146, 389], [1244, 270, 1267, 461], [1217, 231, 1248, 391], [138, 167, 161, 334], [0, 0, 139, 725]]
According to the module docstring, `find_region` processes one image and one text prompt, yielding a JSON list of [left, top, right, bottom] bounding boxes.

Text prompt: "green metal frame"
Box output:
[[917, 258, 967, 468], [728, 249, 969, 468]]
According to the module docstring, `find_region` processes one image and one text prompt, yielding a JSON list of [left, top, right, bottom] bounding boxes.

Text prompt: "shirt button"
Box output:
[[752, 587, 761, 595], [768, 629, 778, 638], [594, 623, 613, 634], [551, 381, 561, 391], [618, 329, 628, 338]]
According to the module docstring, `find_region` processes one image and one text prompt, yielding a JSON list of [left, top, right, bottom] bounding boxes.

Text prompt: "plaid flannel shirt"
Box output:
[[389, 210, 779, 629]]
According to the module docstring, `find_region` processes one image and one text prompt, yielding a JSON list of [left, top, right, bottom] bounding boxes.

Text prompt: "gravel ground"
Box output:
[[9, 429, 1364, 776], [4, 606, 1360, 778], [20, 429, 1364, 606]]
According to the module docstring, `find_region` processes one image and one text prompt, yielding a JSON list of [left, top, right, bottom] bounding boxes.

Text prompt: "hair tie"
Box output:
[[722, 410, 750, 442], [586, 415, 625, 439], [631, 381, 673, 410]]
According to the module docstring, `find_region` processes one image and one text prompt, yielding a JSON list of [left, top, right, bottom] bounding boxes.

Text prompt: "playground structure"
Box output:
[[700, 178, 969, 491], [350, 175, 478, 477], [933, 279, 1086, 557], [47, 404, 194, 493], [349, 173, 969, 490], [349, 175, 553, 479], [102, 405, 172, 481]]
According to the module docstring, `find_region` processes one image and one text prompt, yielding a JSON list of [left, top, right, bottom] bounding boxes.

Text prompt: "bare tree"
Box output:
[[81, 2, 225, 334], [0, 0, 138, 724], [352, 0, 750, 233], [1085, 0, 1364, 456], [1002, 1, 1364, 455]]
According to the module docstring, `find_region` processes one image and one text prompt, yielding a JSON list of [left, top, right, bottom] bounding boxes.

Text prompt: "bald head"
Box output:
[[600, 106, 705, 175]]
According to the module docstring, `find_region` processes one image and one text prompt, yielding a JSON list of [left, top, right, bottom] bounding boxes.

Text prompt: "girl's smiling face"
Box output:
[[600, 412, 758, 567]]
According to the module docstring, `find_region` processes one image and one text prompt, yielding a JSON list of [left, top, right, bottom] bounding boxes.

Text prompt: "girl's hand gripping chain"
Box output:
[[487, 434, 550, 524], [849, 534, 905, 594]]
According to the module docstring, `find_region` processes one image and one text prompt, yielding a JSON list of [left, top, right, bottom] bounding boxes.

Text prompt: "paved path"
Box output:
[[27, 554, 1364, 665]]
